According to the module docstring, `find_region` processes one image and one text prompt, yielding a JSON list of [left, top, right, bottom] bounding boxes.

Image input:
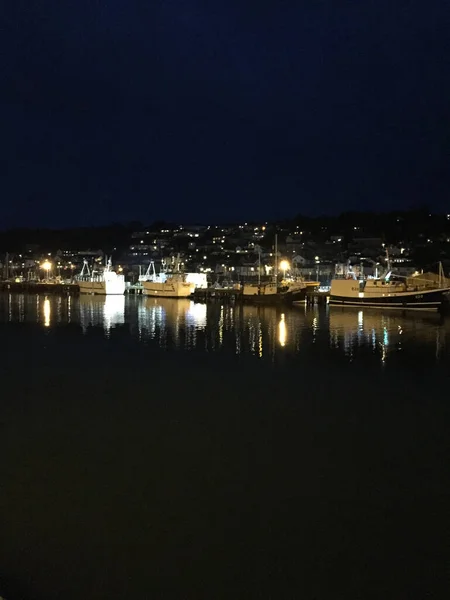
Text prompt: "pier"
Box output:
[[306, 290, 329, 306], [0, 281, 330, 306], [0, 281, 144, 295], [192, 287, 242, 303], [0, 281, 79, 295], [192, 287, 329, 305]]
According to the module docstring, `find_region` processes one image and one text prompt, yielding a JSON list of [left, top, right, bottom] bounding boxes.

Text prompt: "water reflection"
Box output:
[[79, 295, 125, 334], [43, 297, 51, 327], [278, 313, 287, 347], [0, 293, 69, 327], [1, 293, 450, 365], [328, 308, 449, 364]]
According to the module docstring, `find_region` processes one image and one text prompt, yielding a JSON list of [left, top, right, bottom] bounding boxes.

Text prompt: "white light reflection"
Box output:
[[43, 297, 51, 327], [219, 306, 224, 347], [380, 326, 389, 364], [186, 301, 207, 328], [79, 295, 125, 335], [278, 313, 287, 347], [311, 311, 319, 344], [103, 295, 125, 335], [358, 310, 363, 330]]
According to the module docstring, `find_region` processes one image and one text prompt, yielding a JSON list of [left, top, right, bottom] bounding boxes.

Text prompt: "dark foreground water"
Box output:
[[0, 294, 449, 599]]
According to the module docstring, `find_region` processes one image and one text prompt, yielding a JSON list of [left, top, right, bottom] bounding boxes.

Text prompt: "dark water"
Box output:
[[0, 294, 449, 599]]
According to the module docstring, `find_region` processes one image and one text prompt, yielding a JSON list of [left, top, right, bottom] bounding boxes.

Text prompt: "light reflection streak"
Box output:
[[219, 306, 224, 347], [103, 296, 125, 335], [278, 313, 287, 347], [43, 297, 51, 327]]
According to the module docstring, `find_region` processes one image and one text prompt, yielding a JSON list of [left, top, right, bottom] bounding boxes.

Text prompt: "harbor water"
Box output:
[[0, 294, 449, 599]]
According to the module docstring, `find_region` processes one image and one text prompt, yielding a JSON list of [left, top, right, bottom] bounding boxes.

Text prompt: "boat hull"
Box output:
[[142, 280, 194, 298], [242, 287, 307, 304], [329, 287, 450, 311], [78, 280, 125, 295]]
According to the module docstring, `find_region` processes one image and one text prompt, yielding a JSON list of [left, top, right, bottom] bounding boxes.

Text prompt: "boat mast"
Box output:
[[258, 248, 261, 286], [385, 247, 391, 272], [274, 234, 278, 283], [439, 261, 444, 288]]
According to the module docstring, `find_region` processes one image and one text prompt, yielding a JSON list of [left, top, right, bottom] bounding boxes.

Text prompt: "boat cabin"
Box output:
[[330, 278, 406, 298]]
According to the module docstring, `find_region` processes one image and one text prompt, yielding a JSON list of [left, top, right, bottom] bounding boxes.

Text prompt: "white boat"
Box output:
[[76, 258, 125, 295], [140, 260, 195, 298]]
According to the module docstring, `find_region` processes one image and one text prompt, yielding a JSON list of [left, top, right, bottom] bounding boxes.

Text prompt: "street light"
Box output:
[[279, 260, 290, 280], [314, 256, 320, 283], [40, 260, 52, 280]]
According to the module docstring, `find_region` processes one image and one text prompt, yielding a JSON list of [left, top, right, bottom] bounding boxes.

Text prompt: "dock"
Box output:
[[192, 287, 329, 305], [0, 281, 79, 295], [193, 288, 242, 303], [0, 281, 330, 306], [0, 281, 144, 295], [306, 290, 329, 306]]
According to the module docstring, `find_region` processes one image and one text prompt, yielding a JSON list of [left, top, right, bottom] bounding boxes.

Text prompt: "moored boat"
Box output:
[[329, 278, 449, 311], [329, 261, 450, 312], [77, 258, 125, 295], [242, 280, 307, 304], [140, 260, 195, 298]]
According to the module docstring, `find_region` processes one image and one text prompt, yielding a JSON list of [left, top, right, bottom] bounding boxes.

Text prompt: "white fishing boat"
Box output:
[[76, 258, 125, 295], [140, 260, 195, 298]]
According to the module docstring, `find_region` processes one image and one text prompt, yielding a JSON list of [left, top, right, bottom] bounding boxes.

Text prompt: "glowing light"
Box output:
[[279, 260, 290, 276], [43, 298, 51, 327], [278, 313, 287, 347], [41, 260, 52, 272]]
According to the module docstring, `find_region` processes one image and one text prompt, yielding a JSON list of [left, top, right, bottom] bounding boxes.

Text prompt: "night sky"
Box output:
[[2, 1, 450, 227]]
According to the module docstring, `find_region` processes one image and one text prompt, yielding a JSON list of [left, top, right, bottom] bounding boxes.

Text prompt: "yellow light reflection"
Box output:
[[43, 297, 51, 327], [278, 313, 287, 347]]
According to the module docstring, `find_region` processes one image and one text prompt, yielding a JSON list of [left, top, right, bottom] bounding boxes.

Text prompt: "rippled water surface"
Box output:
[[0, 294, 449, 599]]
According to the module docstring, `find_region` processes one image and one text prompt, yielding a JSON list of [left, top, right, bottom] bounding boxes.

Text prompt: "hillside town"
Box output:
[[1, 210, 450, 285]]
